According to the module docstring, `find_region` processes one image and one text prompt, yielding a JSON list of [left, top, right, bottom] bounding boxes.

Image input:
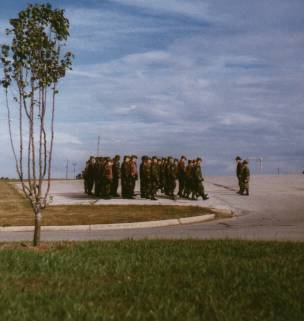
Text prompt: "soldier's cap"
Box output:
[[181, 155, 187, 160], [124, 155, 130, 160], [235, 156, 242, 161], [168, 156, 173, 160], [152, 156, 158, 160], [114, 155, 120, 160], [131, 155, 137, 159], [196, 157, 202, 161], [174, 158, 178, 162], [243, 160, 248, 164]]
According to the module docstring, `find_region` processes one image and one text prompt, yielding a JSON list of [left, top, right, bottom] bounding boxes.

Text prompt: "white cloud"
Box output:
[[218, 113, 260, 126], [55, 132, 82, 145], [111, 0, 212, 21]]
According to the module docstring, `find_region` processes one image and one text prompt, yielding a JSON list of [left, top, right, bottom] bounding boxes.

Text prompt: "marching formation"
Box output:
[[82, 155, 209, 201]]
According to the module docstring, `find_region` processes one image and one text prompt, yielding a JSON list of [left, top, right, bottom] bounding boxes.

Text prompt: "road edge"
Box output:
[[0, 213, 218, 232]]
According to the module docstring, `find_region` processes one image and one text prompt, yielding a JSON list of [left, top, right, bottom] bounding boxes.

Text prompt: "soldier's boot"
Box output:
[[203, 194, 209, 200], [151, 194, 157, 200]]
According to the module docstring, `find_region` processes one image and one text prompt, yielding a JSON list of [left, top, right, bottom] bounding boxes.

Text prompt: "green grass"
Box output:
[[0, 240, 303, 321]]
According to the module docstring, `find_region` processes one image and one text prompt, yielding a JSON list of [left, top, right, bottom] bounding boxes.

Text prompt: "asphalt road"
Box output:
[[1, 175, 304, 242]]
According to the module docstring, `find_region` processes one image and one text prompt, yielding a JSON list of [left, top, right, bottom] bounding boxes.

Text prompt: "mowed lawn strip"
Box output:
[[0, 240, 303, 321], [0, 181, 214, 226]]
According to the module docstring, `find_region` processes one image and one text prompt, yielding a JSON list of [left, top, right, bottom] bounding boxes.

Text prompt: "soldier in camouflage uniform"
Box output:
[[128, 155, 138, 198], [139, 156, 146, 198], [160, 158, 166, 193], [121, 155, 130, 198], [192, 158, 209, 200], [166, 156, 177, 200], [150, 156, 159, 200], [111, 155, 121, 197], [104, 158, 113, 199], [141, 156, 151, 198], [241, 160, 250, 196], [184, 160, 193, 199], [83, 160, 90, 194], [177, 155, 187, 198], [157, 158, 162, 192], [235, 156, 243, 194], [86, 156, 96, 195], [97, 157, 108, 197]]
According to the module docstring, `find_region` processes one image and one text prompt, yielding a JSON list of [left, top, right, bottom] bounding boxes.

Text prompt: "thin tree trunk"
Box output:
[[33, 205, 42, 246]]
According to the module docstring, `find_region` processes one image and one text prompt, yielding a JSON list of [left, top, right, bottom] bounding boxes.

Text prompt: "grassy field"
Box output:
[[0, 240, 303, 321], [0, 181, 215, 226]]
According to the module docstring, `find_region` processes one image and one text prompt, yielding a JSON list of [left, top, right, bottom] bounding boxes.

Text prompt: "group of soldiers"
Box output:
[[83, 155, 209, 201], [235, 156, 250, 195]]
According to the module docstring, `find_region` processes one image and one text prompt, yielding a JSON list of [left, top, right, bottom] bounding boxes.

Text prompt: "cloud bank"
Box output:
[[0, 0, 303, 177]]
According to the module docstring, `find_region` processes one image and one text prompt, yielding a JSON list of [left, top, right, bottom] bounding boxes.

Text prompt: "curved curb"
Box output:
[[0, 214, 216, 232]]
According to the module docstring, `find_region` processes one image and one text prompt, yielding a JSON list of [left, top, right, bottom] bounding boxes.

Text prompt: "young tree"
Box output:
[[0, 3, 73, 246]]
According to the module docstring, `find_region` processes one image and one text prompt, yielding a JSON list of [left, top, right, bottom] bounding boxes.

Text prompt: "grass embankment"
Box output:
[[0, 181, 214, 226], [0, 240, 303, 321]]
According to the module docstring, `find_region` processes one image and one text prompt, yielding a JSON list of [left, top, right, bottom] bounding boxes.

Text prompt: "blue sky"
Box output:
[[0, 0, 304, 177]]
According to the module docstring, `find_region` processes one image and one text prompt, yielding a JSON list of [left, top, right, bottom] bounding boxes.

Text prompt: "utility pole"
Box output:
[[258, 157, 263, 174], [97, 135, 101, 157], [72, 162, 77, 179], [65, 160, 69, 180]]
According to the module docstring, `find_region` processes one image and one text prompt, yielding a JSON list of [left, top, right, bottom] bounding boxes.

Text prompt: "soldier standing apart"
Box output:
[[235, 156, 243, 194], [129, 155, 138, 198], [241, 160, 250, 196], [121, 155, 130, 198], [177, 155, 187, 198], [193, 158, 209, 200], [111, 155, 121, 197]]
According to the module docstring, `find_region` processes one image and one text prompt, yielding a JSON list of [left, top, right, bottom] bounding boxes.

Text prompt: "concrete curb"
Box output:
[[0, 214, 216, 232]]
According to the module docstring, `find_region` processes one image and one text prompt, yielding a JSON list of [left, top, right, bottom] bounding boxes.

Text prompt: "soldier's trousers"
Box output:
[[151, 181, 158, 198], [167, 179, 176, 197], [84, 179, 88, 194], [242, 179, 249, 195], [184, 179, 192, 197], [237, 175, 243, 192], [140, 179, 146, 197], [129, 177, 136, 196], [196, 181, 206, 197], [121, 179, 128, 197], [178, 177, 185, 196], [104, 180, 112, 198], [87, 178, 94, 195], [94, 179, 102, 197], [111, 178, 119, 196]]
